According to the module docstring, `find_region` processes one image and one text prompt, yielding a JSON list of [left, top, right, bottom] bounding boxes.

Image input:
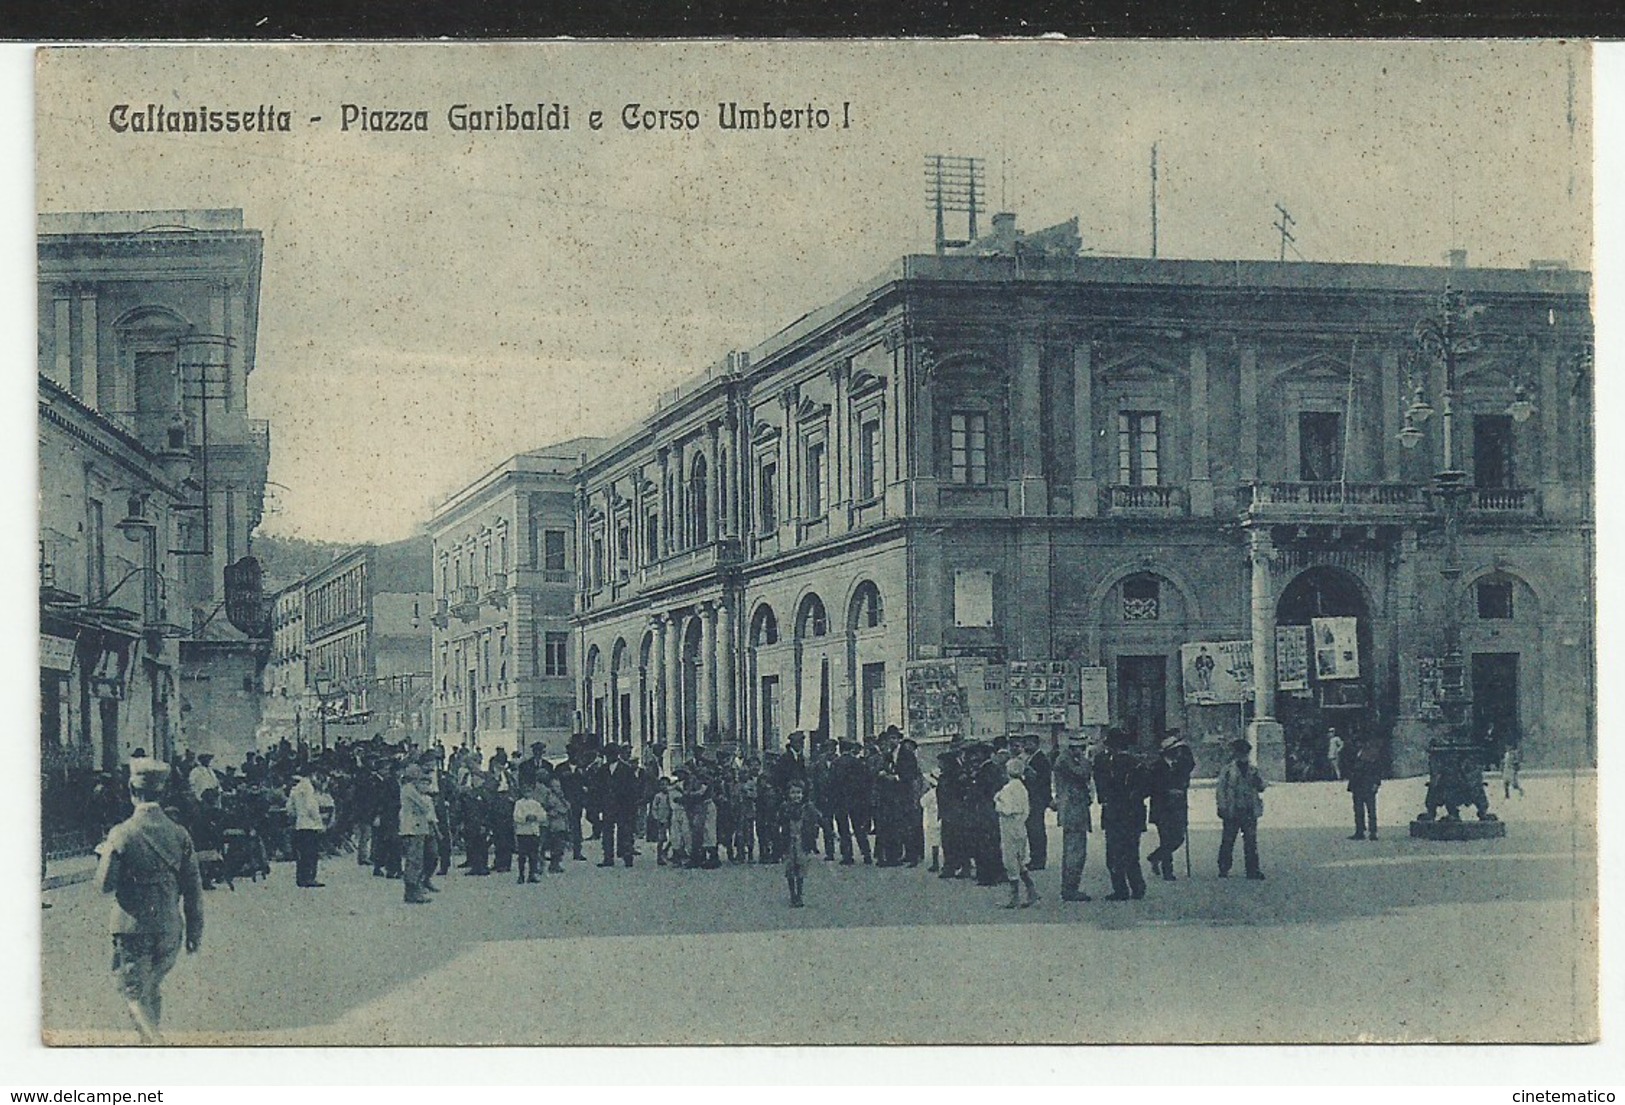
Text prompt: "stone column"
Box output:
[[1072, 338, 1097, 516], [1188, 342, 1213, 516], [1540, 345, 1563, 515], [714, 600, 735, 740], [665, 611, 683, 755], [698, 603, 718, 743], [1382, 349, 1402, 481], [707, 422, 721, 543], [78, 287, 99, 410], [649, 615, 667, 747], [1246, 527, 1285, 779], [52, 288, 72, 389], [911, 343, 937, 509], [657, 449, 671, 556], [1239, 345, 1259, 485], [1013, 323, 1046, 514]]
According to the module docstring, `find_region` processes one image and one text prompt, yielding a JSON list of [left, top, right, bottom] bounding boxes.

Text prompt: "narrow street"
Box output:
[[42, 774, 1596, 1046]]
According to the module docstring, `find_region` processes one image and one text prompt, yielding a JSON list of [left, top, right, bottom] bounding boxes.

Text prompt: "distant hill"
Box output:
[[253, 533, 349, 590]]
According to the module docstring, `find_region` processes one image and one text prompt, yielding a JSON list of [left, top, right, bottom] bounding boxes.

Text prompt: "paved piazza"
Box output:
[[41, 774, 1595, 1046]]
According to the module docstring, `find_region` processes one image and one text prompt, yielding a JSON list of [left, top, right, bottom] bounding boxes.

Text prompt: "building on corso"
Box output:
[[301, 537, 434, 749], [38, 210, 272, 844], [260, 581, 307, 747], [430, 441, 600, 757], [574, 212, 1593, 779]]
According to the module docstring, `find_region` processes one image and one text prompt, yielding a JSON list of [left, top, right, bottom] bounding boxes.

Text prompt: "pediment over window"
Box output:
[[1270, 350, 1359, 385], [752, 420, 782, 445], [849, 369, 888, 399], [794, 396, 831, 422], [1095, 347, 1183, 383]]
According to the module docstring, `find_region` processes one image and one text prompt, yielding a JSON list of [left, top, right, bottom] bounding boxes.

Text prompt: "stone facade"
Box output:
[[573, 217, 1592, 777], [38, 209, 271, 782], [430, 442, 598, 755]]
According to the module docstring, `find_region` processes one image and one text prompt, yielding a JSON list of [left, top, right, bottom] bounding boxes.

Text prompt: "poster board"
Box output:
[[1180, 640, 1253, 705], [1079, 666, 1109, 726], [1312, 616, 1360, 680], [1007, 659, 1073, 725], [1276, 624, 1310, 691], [904, 660, 965, 741]]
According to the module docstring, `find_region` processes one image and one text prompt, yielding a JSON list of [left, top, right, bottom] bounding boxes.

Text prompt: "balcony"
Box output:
[[484, 572, 509, 606], [1101, 484, 1187, 518], [429, 597, 450, 628], [1246, 481, 1434, 523], [450, 585, 482, 621], [937, 484, 1008, 512], [638, 538, 742, 589], [1468, 487, 1541, 519]]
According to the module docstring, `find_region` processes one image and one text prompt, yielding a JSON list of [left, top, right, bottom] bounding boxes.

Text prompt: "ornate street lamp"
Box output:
[[1402, 285, 1503, 837]]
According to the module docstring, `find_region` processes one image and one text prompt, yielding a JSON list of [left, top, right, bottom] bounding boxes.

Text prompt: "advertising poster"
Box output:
[[1276, 624, 1310, 691], [1312, 616, 1360, 680], [1180, 641, 1253, 705]]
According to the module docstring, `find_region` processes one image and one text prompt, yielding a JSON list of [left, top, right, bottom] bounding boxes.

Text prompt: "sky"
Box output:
[[34, 41, 1592, 544]]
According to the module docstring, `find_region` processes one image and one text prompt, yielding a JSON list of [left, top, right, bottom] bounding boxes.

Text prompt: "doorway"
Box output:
[[860, 662, 887, 742], [1471, 653, 1520, 768], [1274, 566, 1375, 780], [1116, 655, 1166, 750]]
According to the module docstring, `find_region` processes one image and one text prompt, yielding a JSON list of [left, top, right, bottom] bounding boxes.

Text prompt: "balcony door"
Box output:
[[1474, 415, 1515, 490]]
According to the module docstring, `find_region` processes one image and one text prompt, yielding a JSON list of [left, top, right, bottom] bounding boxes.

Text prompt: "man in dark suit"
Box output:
[[829, 742, 873, 865], [1021, 734, 1052, 871], [598, 745, 644, 867], [555, 751, 588, 860], [96, 759, 204, 1044], [1093, 727, 1151, 900], [1147, 733, 1197, 879]]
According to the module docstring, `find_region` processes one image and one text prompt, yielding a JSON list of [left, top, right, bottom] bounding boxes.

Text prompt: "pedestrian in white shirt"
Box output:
[[513, 789, 545, 884], [286, 769, 328, 888], [995, 758, 1039, 909], [188, 753, 220, 803]]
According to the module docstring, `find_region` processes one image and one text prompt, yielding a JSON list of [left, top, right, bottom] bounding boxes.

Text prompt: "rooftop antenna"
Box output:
[[1273, 202, 1296, 263], [1150, 143, 1159, 259], [925, 154, 984, 253]]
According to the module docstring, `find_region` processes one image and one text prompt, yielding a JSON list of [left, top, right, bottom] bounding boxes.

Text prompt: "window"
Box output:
[[949, 411, 988, 485], [805, 441, 826, 518], [590, 536, 605, 587], [759, 675, 781, 747], [1474, 415, 1515, 489], [858, 419, 882, 500], [500, 704, 508, 729], [718, 450, 729, 533], [482, 636, 492, 686], [544, 529, 567, 575], [644, 508, 660, 561], [544, 632, 569, 677], [690, 456, 710, 545], [758, 461, 779, 533], [498, 533, 508, 573], [1299, 412, 1342, 483], [499, 631, 508, 683], [483, 542, 492, 581], [1122, 576, 1160, 621], [1118, 412, 1161, 487], [616, 521, 631, 566], [1477, 580, 1514, 620]]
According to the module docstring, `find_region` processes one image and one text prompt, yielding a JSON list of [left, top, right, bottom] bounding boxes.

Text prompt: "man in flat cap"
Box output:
[[95, 758, 204, 1043]]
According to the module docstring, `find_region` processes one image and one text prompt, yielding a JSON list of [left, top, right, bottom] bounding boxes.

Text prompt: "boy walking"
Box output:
[[780, 781, 815, 907], [995, 757, 1039, 908]]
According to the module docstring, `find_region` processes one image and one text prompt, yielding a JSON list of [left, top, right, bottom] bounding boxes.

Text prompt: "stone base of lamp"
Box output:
[[1247, 718, 1286, 782], [1409, 816, 1507, 840]]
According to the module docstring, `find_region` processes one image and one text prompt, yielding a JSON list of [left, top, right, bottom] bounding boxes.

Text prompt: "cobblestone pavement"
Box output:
[[40, 773, 1596, 1046]]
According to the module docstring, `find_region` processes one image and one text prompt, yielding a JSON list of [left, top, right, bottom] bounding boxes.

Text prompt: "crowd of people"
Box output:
[[84, 721, 1279, 910]]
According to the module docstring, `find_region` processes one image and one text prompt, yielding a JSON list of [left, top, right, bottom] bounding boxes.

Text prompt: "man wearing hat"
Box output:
[[95, 759, 204, 1043], [286, 767, 328, 888], [1146, 731, 1197, 880], [187, 753, 220, 806], [1093, 727, 1151, 900], [1051, 732, 1094, 901], [398, 765, 438, 903], [1215, 738, 1267, 880]]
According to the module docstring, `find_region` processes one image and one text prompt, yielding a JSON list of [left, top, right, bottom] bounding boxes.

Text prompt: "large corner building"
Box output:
[[573, 213, 1593, 779]]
